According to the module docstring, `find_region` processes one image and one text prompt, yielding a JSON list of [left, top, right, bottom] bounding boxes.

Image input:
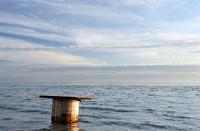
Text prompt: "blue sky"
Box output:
[[0, 0, 199, 84]]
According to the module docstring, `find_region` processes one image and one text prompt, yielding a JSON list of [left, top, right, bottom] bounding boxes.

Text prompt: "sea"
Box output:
[[0, 84, 199, 131]]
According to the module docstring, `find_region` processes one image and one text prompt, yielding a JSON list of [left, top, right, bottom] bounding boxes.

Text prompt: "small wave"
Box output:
[[165, 110, 176, 114], [142, 123, 167, 128], [144, 108, 155, 113], [79, 114, 101, 119], [196, 93, 200, 96], [174, 115, 194, 120], [79, 119, 93, 124], [102, 121, 143, 130], [0, 106, 18, 111], [141, 122, 178, 130], [2, 118, 12, 120], [3, 95, 12, 98], [147, 94, 156, 96], [20, 109, 41, 113], [163, 113, 199, 121], [20, 109, 50, 114], [25, 98, 32, 100], [81, 106, 134, 113]]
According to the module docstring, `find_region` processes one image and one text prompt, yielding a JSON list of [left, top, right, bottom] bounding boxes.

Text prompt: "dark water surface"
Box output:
[[0, 84, 199, 131]]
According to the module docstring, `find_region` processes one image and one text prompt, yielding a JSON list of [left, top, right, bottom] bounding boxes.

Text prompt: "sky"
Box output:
[[0, 0, 199, 84]]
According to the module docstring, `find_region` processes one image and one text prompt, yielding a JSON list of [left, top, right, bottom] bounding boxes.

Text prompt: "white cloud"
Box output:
[[1, 50, 100, 66], [0, 14, 55, 31], [121, 0, 167, 6], [71, 28, 198, 49], [1, 0, 143, 34], [131, 51, 159, 58], [27, 0, 143, 21], [1, 26, 71, 43], [120, 0, 186, 9], [0, 37, 46, 49], [1, 0, 198, 68], [0, 37, 39, 49], [0, 37, 104, 66]]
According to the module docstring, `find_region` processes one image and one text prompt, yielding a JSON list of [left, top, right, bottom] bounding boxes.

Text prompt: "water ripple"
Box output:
[[0, 84, 199, 131]]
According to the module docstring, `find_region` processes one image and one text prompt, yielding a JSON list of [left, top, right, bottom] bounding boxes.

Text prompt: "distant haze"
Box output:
[[1, 65, 199, 84]]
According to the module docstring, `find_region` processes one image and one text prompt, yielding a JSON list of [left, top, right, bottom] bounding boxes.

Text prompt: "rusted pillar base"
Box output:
[[51, 99, 80, 124], [39, 95, 92, 125]]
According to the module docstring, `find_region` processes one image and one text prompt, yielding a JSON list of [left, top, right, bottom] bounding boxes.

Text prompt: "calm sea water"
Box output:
[[0, 84, 199, 131]]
